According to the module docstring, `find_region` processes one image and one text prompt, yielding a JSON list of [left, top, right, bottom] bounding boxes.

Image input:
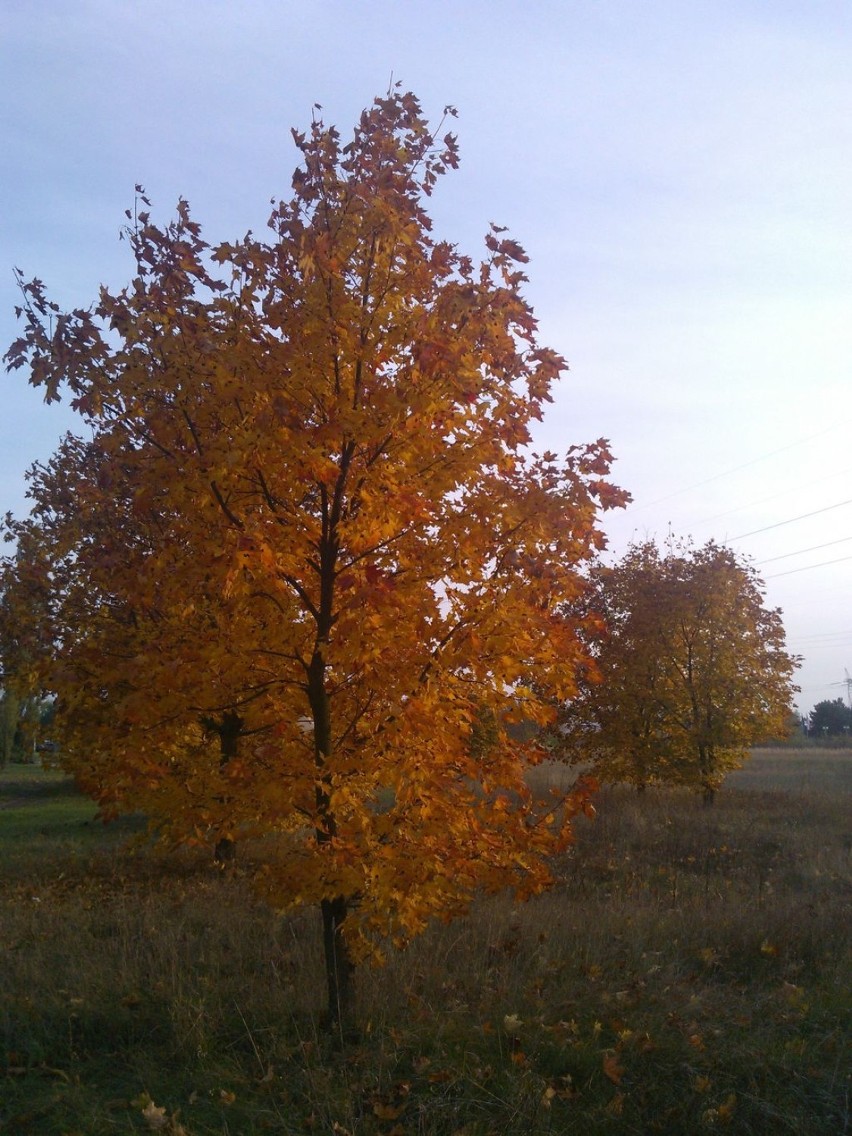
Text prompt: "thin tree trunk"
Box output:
[[307, 643, 359, 1033], [213, 709, 244, 863], [308, 448, 356, 1031], [699, 738, 716, 807], [321, 895, 356, 1033]]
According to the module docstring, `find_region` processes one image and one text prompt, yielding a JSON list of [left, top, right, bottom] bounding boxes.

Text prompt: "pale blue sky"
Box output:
[[2, 1, 851, 715]]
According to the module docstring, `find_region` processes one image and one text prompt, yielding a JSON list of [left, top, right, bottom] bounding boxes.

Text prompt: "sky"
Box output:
[[1, 1, 850, 718]]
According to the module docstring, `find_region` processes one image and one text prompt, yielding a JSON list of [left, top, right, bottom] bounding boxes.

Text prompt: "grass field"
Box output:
[[1, 749, 849, 1134]]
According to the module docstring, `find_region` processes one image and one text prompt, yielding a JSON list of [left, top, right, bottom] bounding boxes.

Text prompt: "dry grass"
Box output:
[[1, 750, 849, 1134]]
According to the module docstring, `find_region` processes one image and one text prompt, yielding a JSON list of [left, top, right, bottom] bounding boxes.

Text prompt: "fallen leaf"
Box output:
[[373, 1101, 405, 1120], [606, 1091, 625, 1116], [141, 1100, 168, 1130], [603, 1053, 624, 1085]]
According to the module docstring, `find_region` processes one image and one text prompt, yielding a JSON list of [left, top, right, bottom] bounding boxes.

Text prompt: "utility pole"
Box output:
[[828, 668, 852, 711]]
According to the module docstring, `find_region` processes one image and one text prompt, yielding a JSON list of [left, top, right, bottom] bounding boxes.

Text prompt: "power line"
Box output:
[[805, 647, 852, 655], [695, 466, 852, 529], [631, 425, 839, 511], [731, 499, 852, 541], [788, 641, 852, 652], [764, 553, 852, 580], [755, 535, 852, 565], [794, 630, 852, 645]]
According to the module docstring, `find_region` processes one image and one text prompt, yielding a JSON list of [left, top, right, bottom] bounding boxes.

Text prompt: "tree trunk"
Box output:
[[214, 835, 237, 863], [212, 710, 244, 864], [321, 895, 356, 1034], [307, 641, 359, 1033], [307, 464, 355, 1031], [697, 739, 716, 807]]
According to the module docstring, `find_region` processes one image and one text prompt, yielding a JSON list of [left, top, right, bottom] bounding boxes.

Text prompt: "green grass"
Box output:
[[0, 763, 145, 875], [727, 746, 852, 794], [1, 751, 849, 1134]]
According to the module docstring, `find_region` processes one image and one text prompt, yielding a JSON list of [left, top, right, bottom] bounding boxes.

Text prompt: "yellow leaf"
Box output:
[[141, 1100, 168, 1130]]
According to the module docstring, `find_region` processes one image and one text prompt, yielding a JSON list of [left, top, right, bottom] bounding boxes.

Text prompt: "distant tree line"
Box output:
[[806, 698, 852, 740], [0, 690, 55, 766]]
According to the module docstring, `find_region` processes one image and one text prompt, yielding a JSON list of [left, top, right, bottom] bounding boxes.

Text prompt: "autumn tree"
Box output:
[[557, 543, 679, 792], [1, 89, 625, 1026], [0, 581, 54, 765], [0, 689, 20, 766], [559, 540, 798, 803]]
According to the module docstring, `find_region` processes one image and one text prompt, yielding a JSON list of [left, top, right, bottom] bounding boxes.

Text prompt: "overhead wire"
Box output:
[[608, 424, 850, 700], [793, 629, 852, 645], [730, 499, 852, 541], [629, 424, 840, 512], [755, 535, 852, 565], [764, 553, 852, 579], [694, 465, 852, 529]]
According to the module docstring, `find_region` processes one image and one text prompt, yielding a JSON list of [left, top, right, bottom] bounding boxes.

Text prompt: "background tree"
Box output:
[[0, 689, 52, 764], [560, 540, 798, 803], [556, 543, 678, 792], [0, 689, 20, 766], [1, 89, 625, 1026], [808, 698, 852, 738]]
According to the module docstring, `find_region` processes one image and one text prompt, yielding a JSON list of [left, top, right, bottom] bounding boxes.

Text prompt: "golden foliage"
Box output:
[[1, 90, 625, 965], [559, 540, 799, 795]]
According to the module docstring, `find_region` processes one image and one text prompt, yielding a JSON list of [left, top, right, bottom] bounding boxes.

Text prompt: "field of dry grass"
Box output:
[[1, 748, 849, 1134]]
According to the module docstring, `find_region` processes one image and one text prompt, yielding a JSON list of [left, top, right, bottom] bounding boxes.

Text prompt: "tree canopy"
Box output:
[[1, 89, 626, 1024], [808, 698, 852, 738], [558, 540, 799, 801]]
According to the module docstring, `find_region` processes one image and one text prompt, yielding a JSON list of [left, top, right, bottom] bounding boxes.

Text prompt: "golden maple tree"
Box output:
[[556, 543, 679, 792], [2, 89, 626, 1024], [559, 540, 798, 802]]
